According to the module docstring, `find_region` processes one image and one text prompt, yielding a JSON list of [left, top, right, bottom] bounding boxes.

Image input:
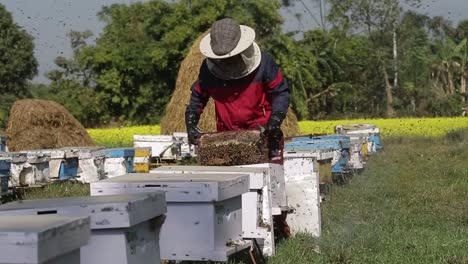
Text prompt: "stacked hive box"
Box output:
[[335, 124, 383, 154], [283, 148, 334, 236], [91, 173, 251, 262], [69, 147, 106, 183], [0, 192, 167, 264], [152, 165, 279, 256], [134, 147, 151, 172], [105, 148, 135, 178], [0, 215, 90, 264]]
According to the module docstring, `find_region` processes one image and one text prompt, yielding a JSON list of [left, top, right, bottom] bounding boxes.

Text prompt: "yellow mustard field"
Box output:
[[87, 125, 160, 148], [87, 117, 468, 147], [299, 117, 468, 137]]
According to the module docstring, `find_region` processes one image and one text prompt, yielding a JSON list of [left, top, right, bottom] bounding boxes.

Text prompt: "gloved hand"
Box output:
[[265, 111, 286, 159], [185, 108, 202, 145]]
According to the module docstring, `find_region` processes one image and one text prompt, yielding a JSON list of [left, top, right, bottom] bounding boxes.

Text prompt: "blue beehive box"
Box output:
[[0, 136, 6, 152], [0, 160, 10, 195], [59, 158, 79, 180], [106, 148, 135, 175], [286, 135, 351, 174], [369, 134, 383, 150]]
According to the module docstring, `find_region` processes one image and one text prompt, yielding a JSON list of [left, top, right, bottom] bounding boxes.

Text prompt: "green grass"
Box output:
[[18, 181, 90, 200], [15, 130, 468, 263]]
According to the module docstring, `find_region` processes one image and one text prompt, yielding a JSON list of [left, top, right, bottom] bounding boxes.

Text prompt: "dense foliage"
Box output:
[[1, 0, 468, 128], [0, 4, 38, 128]]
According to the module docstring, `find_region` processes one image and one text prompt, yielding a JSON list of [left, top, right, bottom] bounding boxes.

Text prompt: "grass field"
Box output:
[[22, 129, 468, 263]]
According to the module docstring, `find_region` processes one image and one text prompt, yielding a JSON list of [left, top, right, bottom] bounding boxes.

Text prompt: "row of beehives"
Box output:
[[0, 124, 382, 263], [0, 146, 142, 193], [0, 132, 195, 196]]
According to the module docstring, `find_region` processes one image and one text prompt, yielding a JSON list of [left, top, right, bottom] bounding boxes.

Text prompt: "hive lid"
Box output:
[[0, 215, 90, 264], [152, 165, 267, 189], [61, 147, 106, 158], [0, 192, 166, 229], [91, 173, 250, 202], [285, 139, 350, 151], [284, 149, 335, 160], [106, 148, 135, 158]]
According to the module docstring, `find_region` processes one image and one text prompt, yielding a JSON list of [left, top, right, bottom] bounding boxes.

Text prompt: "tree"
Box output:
[[327, 0, 421, 117], [0, 4, 38, 127], [54, 0, 284, 125], [41, 31, 110, 127]]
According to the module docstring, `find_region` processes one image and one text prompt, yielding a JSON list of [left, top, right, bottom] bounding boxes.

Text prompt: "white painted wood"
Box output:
[[283, 152, 323, 237], [0, 215, 90, 264], [104, 157, 128, 178], [133, 135, 174, 160], [349, 138, 366, 169], [60, 147, 106, 183], [4, 152, 50, 187], [286, 176, 321, 237], [152, 166, 275, 256], [90, 173, 251, 262], [0, 192, 166, 264], [235, 163, 287, 216]]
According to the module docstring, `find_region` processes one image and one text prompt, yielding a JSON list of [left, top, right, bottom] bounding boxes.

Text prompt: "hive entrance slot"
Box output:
[[37, 210, 58, 215]]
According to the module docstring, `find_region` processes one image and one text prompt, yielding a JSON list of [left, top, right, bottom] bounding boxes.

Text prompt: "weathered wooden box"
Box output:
[[134, 147, 151, 173], [0, 215, 90, 264], [288, 135, 351, 174], [282, 150, 334, 237], [152, 165, 275, 256], [61, 147, 106, 183], [1, 152, 50, 187], [0, 192, 167, 264], [0, 159, 10, 195], [335, 124, 382, 152], [91, 173, 251, 262], [105, 148, 135, 178], [25, 149, 79, 181], [133, 133, 194, 161], [234, 163, 288, 215]]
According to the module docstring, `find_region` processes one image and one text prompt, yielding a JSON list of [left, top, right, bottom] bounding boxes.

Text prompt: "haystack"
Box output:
[[6, 99, 95, 151], [160, 32, 301, 137]]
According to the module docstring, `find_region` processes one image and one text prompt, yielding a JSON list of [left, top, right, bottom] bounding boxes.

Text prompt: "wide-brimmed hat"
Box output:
[[200, 18, 257, 59]]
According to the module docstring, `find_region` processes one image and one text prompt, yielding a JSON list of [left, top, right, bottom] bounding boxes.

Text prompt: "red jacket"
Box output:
[[188, 52, 290, 131]]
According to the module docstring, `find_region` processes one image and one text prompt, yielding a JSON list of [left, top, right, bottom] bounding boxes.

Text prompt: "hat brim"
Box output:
[[200, 25, 256, 59]]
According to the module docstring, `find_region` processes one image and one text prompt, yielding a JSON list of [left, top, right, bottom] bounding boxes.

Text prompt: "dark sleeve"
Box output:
[[186, 80, 209, 114], [263, 54, 290, 113], [186, 62, 210, 114]]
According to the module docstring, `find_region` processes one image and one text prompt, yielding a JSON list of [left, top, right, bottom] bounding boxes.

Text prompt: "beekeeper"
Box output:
[[185, 18, 290, 164], [185, 18, 291, 239]]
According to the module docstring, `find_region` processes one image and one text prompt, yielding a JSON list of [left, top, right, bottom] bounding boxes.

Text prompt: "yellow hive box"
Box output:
[[135, 147, 151, 157], [362, 142, 370, 156], [134, 163, 150, 173]]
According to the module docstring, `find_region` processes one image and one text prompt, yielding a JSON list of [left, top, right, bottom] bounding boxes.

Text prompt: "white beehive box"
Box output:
[[0, 192, 167, 264], [133, 135, 174, 160], [21, 149, 80, 181], [134, 134, 195, 161], [0, 215, 90, 264], [2, 151, 50, 187], [335, 124, 380, 153], [282, 150, 334, 237], [235, 163, 287, 216], [91, 173, 251, 262], [152, 165, 275, 256], [349, 137, 366, 170], [61, 147, 106, 183]]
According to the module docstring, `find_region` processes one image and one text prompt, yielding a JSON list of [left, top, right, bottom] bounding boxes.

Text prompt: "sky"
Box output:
[[1, 0, 466, 83]]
